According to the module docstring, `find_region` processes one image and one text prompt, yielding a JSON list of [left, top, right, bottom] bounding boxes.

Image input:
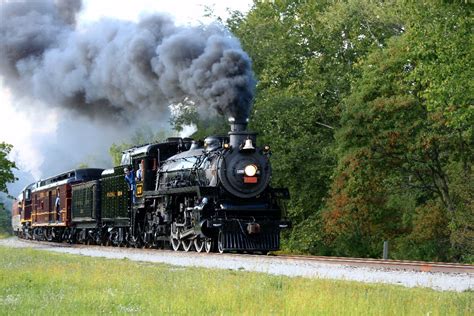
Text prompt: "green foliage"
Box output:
[[0, 143, 16, 236], [170, 102, 230, 140], [0, 247, 472, 314], [0, 142, 16, 195], [109, 126, 174, 166], [170, 1, 473, 261], [0, 201, 12, 236], [109, 143, 131, 167], [226, 0, 404, 254], [326, 2, 473, 261]]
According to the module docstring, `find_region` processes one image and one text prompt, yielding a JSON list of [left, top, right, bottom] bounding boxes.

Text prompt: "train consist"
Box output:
[[12, 119, 290, 253]]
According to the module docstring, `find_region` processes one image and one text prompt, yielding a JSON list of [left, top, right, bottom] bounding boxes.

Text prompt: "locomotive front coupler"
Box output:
[[246, 222, 261, 235], [205, 218, 276, 236]]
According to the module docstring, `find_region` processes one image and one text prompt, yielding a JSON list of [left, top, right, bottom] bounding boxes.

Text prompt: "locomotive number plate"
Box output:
[[136, 184, 143, 197], [244, 176, 258, 184]]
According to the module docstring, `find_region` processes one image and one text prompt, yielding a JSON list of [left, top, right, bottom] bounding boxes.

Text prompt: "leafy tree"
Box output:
[[170, 0, 472, 261], [170, 102, 229, 141], [0, 199, 12, 235], [325, 2, 473, 261], [109, 127, 174, 166], [226, 0, 403, 252], [0, 142, 16, 235], [0, 142, 16, 194]]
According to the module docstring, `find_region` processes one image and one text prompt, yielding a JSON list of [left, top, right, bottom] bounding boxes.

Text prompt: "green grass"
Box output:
[[0, 246, 472, 315], [0, 233, 10, 240]]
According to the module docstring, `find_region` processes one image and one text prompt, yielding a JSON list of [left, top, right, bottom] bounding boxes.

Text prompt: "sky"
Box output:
[[0, 0, 253, 195]]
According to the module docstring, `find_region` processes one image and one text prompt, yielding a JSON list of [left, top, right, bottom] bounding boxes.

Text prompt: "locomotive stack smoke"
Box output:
[[0, 0, 256, 123]]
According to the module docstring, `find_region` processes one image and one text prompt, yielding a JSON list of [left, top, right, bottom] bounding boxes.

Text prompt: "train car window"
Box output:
[[121, 152, 131, 166]]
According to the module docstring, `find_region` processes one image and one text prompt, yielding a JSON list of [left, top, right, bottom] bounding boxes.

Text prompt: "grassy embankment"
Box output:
[[0, 246, 472, 315]]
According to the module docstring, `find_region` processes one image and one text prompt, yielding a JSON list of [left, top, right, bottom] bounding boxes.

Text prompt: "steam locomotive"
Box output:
[[12, 119, 290, 253]]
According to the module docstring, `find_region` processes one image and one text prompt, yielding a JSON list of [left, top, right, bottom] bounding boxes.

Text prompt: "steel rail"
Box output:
[[16, 238, 474, 274]]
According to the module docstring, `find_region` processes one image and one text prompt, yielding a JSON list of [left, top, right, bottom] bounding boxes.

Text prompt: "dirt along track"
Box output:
[[1, 237, 472, 292], [272, 254, 474, 274]]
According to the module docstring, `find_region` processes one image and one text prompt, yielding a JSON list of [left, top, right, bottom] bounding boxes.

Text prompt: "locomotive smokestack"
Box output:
[[228, 117, 256, 149], [228, 117, 248, 132]]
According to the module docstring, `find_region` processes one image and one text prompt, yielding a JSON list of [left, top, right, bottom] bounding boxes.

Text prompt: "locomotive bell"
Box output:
[[228, 117, 257, 149], [242, 138, 255, 150]]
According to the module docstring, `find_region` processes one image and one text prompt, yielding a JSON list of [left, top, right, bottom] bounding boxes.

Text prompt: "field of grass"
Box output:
[[0, 246, 472, 315]]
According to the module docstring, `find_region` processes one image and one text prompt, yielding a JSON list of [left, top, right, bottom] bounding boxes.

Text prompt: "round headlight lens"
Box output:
[[244, 164, 257, 177]]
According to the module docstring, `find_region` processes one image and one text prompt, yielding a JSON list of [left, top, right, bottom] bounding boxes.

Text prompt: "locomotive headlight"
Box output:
[[244, 164, 258, 177]]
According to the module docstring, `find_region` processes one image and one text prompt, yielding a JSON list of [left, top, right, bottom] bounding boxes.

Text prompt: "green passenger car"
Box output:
[[101, 166, 130, 227], [71, 180, 101, 229]]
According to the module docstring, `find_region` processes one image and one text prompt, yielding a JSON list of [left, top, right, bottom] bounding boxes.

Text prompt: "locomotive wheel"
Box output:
[[130, 236, 141, 248], [182, 239, 194, 252], [194, 238, 204, 253], [142, 232, 149, 248], [204, 238, 214, 253], [46, 229, 53, 242], [95, 233, 103, 246], [170, 222, 181, 251], [170, 237, 181, 251], [217, 231, 225, 254]]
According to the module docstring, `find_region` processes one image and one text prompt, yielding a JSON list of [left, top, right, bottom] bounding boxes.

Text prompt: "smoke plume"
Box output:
[[0, 0, 256, 122]]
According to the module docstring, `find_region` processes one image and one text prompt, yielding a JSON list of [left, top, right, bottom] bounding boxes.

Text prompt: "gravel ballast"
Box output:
[[1, 237, 472, 292]]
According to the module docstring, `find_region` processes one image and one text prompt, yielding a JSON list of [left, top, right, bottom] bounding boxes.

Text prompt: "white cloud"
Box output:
[[0, 83, 58, 179]]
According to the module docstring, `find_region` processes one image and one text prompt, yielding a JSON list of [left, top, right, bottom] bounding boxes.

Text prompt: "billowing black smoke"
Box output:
[[0, 0, 255, 122]]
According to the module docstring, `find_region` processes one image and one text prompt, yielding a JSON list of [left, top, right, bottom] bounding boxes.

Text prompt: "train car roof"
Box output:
[[122, 137, 193, 157], [32, 168, 104, 192], [21, 183, 35, 192]]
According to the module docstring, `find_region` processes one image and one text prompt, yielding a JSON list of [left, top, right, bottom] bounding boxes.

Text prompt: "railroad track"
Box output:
[[13, 238, 474, 274], [269, 254, 474, 274]]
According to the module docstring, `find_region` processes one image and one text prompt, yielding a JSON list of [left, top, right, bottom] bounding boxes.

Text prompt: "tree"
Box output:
[[0, 142, 16, 236], [109, 127, 174, 166], [170, 102, 229, 141], [325, 2, 473, 261], [171, 0, 472, 261], [0, 142, 16, 195], [0, 199, 12, 235], [226, 0, 403, 252]]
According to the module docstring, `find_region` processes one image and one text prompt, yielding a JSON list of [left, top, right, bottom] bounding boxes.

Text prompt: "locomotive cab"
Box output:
[[121, 138, 193, 204]]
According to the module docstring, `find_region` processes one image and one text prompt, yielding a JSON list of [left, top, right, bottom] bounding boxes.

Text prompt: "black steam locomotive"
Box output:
[[13, 119, 290, 253]]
